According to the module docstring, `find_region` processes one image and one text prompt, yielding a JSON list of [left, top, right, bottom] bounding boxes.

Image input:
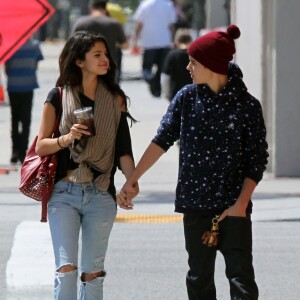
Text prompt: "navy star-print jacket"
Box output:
[[152, 63, 269, 216]]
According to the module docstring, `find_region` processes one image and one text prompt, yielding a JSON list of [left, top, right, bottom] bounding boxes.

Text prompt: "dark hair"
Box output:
[[90, 0, 107, 10], [56, 31, 136, 123], [175, 29, 192, 45]]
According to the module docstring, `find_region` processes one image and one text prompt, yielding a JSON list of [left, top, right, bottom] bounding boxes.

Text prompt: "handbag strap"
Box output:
[[52, 87, 63, 138], [40, 87, 63, 223]]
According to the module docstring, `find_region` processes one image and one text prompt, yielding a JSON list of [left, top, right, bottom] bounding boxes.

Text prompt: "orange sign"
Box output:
[[0, 0, 55, 64]]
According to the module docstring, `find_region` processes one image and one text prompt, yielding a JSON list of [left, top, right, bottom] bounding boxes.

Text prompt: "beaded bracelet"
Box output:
[[57, 136, 66, 149]]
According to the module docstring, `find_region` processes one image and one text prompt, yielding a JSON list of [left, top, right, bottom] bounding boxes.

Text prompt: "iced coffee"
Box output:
[[73, 107, 96, 137]]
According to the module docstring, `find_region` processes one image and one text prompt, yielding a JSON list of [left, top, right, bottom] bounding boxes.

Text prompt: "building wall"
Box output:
[[232, 0, 300, 176], [272, 0, 300, 176], [205, 0, 228, 29], [231, 0, 262, 101]]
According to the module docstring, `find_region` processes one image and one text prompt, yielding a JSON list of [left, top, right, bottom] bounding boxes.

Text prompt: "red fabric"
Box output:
[[0, 0, 55, 64], [19, 136, 58, 222], [187, 25, 241, 75], [19, 87, 62, 222]]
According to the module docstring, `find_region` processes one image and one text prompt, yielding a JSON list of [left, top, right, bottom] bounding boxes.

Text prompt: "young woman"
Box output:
[[35, 31, 138, 300]]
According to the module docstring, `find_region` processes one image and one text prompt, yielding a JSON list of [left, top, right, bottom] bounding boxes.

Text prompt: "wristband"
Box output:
[[57, 136, 66, 149]]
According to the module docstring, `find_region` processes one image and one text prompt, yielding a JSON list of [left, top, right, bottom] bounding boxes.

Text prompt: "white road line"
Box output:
[[6, 221, 54, 289]]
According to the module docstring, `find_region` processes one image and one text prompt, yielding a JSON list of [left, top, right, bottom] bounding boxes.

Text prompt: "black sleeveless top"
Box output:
[[45, 87, 134, 199]]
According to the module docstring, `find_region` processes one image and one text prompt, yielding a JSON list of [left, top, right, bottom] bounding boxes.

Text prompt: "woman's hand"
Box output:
[[36, 104, 92, 156], [70, 124, 91, 139], [64, 124, 91, 144], [116, 181, 139, 210]]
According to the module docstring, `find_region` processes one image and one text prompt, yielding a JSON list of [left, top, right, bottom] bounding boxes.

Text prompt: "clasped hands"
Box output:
[[116, 181, 139, 210]]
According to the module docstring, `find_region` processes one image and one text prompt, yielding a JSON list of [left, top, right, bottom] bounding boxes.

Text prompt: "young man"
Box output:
[[132, 0, 176, 97], [118, 25, 268, 300], [161, 28, 193, 101]]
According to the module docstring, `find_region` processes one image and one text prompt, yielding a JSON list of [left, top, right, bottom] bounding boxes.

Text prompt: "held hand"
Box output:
[[116, 181, 139, 210], [218, 201, 247, 222], [127, 182, 139, 201], [116, 189, 133, 210], [123, 180, 139, 201], [116, 187, 136, 210]]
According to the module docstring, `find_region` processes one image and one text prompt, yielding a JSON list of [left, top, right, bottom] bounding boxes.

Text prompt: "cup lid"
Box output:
[[74, 106, 93, 115]]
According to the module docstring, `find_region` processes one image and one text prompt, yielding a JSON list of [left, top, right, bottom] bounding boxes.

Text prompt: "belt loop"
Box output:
[[67, 182, 72, 193], [92, 182, 96, 193], [81, 183, 86, 195]]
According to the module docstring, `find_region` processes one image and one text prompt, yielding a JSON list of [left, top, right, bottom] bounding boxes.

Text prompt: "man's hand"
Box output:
[[218, 201, 247, 222], [116, 182, 139, 210], [218, 177, 256, 222]]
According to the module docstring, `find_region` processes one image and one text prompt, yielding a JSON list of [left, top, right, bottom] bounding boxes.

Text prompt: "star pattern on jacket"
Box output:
[[152, 63, 269, 215]]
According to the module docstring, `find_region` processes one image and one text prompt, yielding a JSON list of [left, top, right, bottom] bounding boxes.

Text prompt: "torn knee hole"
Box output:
[[81, 271, 106, 283], [57, 265, 77, 273]]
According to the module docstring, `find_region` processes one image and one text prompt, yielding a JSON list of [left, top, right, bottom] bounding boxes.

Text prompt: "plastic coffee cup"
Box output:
[[73, 107, 96, 137]]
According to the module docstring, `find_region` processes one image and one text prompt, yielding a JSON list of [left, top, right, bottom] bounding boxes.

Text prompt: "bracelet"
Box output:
[[57, 136, 66, 149]]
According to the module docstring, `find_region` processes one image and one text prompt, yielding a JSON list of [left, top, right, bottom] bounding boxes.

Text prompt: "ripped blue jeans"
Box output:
[[48, 181, 117, 300]]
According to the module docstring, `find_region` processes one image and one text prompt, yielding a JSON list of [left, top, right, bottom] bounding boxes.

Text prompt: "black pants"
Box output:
[[142, 47, 170, 97], [184, 214, 259, 300], [9, 91, 33, 160]]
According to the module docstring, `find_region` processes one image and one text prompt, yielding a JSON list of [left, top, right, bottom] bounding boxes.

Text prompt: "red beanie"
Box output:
[[187, 25, 241, 75]]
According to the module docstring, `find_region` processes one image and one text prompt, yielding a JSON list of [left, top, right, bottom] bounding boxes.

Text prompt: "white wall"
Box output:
[[273, 0, 300, 176], [231, 0, 300, 176], [231, 0, 262, 101], [206, 0, 228, 29]]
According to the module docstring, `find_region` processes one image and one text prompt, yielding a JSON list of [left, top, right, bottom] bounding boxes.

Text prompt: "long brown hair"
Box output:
[[56, 31, 136, 122]]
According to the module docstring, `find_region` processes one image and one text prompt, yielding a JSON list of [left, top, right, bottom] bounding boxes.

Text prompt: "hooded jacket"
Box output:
[[152, 63, 269, 216]]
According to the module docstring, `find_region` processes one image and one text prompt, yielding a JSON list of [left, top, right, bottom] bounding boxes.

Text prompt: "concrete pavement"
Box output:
[[0, 41, 300, 300]]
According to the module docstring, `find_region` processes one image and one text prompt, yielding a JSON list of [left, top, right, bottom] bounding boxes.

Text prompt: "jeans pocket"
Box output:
[[51, 186, 67, 196], [49, 182, 67, 205], [219, 215, 251, 229], [219, 215, 252, 249], [95, 188, 110, 196], [223, 215, 250, 222]]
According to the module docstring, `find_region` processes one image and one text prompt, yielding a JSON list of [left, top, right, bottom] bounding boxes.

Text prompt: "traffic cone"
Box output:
[[0, 169, 9, 175], [0, 167, 18, 175], [0, 71, 5, 104]]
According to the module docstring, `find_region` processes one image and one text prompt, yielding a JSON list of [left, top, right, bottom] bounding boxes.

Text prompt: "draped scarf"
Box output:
[[59, 82, 121, 190]]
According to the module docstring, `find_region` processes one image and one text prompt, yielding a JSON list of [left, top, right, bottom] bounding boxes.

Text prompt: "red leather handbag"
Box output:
[[19, 87, 62, 222]]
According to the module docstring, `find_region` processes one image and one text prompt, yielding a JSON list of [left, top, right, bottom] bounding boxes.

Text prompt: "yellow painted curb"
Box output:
[[115, 214, 183, 223]]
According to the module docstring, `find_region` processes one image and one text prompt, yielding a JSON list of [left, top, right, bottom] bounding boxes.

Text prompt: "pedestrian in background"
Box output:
[[132, 0, 176, 97], [35, 31, 137, 299], [171, 0, 191, 32], [118, 25, 268, 300], [106, 1, 128, 81], [72, 0, 128, 82], [161, 28, 192, 102], [5, 38, 44, 164]]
